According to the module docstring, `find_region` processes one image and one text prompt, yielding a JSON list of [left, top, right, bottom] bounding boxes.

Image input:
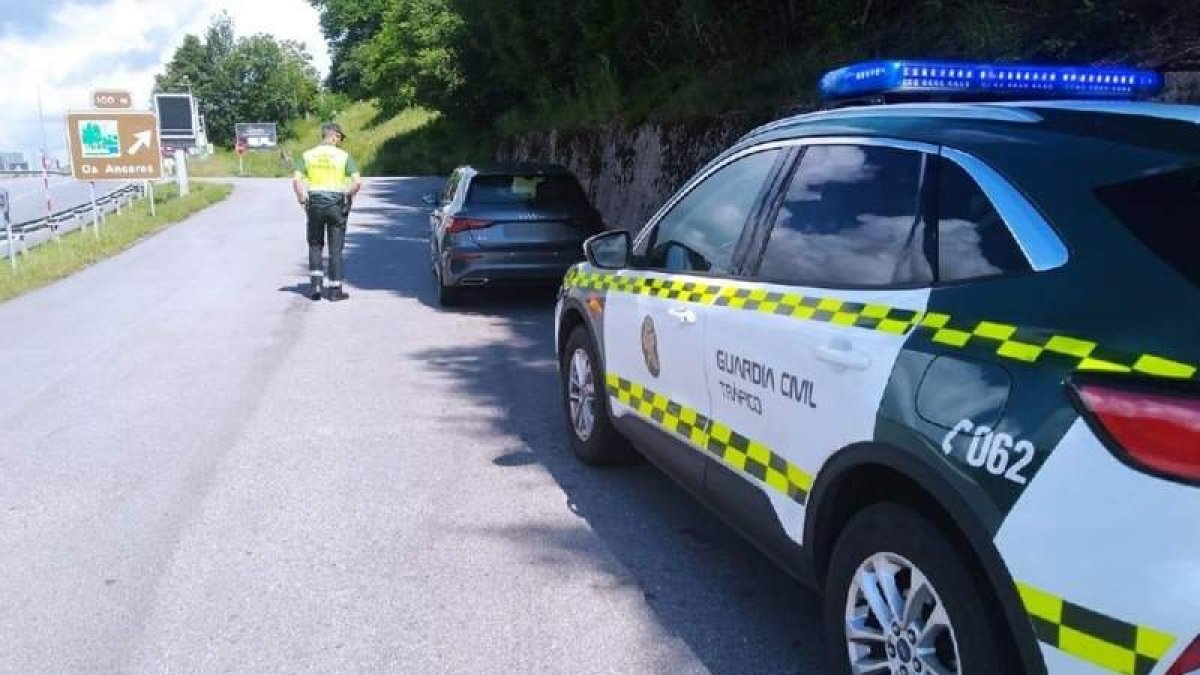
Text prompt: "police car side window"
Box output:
[[644, 149, 781, 274], [937, 157, 1031, 281], [758, 145, 933, 287]]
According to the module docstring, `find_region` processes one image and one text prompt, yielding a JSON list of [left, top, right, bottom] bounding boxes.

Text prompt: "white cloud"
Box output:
[[0, 0, 329, 161]]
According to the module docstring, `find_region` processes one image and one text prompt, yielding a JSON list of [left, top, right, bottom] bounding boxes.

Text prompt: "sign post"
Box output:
[[0, 188, 13, 271], [236, 139, 246, 175], [174, 149, 188, 197], [42, 154, 58, 242], [88, 182, 100, 238]]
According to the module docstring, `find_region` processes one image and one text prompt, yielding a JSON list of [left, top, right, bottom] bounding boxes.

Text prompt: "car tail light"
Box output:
[[446, 217, 492, 234], [1166, 636, 1200, 675], [1070, 375, 1200, 484]]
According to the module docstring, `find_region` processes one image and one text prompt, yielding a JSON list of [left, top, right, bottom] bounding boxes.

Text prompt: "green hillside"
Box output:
[[186, 102, 483, 178]]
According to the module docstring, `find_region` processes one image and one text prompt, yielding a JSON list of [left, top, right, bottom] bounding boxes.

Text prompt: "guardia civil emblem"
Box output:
[[641, 315, 660, 378]]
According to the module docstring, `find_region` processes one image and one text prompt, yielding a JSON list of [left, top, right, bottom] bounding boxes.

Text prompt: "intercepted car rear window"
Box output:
[[467, 175, 587, 206], [1095, 166, 1200, 287]]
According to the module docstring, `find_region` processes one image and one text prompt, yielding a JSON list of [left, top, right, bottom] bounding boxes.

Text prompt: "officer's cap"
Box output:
[[321, 122, 347, 140]]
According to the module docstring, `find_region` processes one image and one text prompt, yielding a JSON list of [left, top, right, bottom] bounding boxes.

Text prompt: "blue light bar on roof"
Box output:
[[819, 60, 1163, 101]]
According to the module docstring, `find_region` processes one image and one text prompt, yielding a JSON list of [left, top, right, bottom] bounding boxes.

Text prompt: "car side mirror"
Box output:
[[583, 230, 631, 270], [422, 192, 439, 206]]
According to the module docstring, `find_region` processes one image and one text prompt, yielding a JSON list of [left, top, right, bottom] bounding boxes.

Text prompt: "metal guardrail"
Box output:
[[0, 170, 71, 178], [1, 184, 152, 270], [1, 183, 144, 240]]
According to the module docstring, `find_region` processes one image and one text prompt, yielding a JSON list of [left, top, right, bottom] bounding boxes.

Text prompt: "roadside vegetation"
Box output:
[[162, 2, 1200, 177], [309, 0, 1200, 136], [0, 183, 233, 303], [187, 102, 484, 176]]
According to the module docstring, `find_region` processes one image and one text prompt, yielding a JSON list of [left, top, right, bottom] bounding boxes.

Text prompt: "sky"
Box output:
[[0, 0, 330, 162]]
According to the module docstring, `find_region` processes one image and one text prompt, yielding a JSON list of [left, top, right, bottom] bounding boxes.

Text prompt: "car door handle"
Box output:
[[815, 343, 871, 370], [667, 306, 697, 325]]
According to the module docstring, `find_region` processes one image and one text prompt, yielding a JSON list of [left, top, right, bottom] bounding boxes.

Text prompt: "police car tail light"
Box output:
[[819, 60, 1164, 101], [1166, 636, 1200, 675], [1072, 378, 1200, 484], [446, 217, 493, 234]]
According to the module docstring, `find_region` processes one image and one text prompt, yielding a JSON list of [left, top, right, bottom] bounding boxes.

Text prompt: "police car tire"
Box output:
[[823, 503, 1013, 675], [561, 326, 637, 466]]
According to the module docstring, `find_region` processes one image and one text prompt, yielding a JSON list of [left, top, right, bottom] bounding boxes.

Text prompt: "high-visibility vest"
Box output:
[[298, 144, 354, 192]]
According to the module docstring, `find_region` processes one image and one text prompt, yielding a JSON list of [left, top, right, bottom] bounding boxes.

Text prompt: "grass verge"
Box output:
[[0, 182, 233, 303]]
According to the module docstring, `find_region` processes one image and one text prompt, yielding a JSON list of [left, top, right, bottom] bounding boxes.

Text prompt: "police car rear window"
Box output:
[[1095, 167, 1200, 287], [466, 175, 588, 206]]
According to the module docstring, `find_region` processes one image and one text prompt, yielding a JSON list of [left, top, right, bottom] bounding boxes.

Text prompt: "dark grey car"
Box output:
[[425, 164, 603, 306]]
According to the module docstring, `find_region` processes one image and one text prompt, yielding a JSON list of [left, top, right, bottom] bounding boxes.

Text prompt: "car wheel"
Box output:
[[824, 503, 1012, 675], [561, 326, 636, 465], [437, 282, 463, 307], [435, 266, 464, 307]]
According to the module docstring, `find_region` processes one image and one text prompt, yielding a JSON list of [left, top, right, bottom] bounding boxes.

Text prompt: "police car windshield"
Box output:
[[1095, 165, 1200, 288], [466, 175, 588, 207]]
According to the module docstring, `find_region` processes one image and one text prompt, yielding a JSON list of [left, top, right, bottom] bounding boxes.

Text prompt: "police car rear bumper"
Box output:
[[995, 419, 1200, 675]]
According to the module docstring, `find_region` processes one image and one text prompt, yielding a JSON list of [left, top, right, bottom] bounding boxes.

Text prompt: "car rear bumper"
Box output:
[[442, 249, 582, 287]]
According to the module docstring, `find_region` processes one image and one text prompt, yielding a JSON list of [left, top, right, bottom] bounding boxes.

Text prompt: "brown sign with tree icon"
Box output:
[[66, 110, 162, 182]]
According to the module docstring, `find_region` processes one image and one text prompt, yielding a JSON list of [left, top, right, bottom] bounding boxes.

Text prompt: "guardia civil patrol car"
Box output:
[[554, 60, 1200, 675]]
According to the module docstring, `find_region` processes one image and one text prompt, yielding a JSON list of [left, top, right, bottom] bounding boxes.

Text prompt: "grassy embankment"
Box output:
[[186, 102, 494, 178], [0, 182, 232, 303]]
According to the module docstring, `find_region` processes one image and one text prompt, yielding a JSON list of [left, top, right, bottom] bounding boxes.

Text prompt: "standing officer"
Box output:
[[292, 122, 362, 301]]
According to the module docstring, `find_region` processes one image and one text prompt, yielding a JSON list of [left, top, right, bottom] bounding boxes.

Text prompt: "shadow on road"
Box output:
[[341, 178, 828, 675]]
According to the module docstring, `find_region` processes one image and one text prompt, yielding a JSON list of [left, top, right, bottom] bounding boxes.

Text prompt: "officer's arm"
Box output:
[[292, 155, 308, 205], [292, 174, 309, 205], [346, 155, 362, 199]]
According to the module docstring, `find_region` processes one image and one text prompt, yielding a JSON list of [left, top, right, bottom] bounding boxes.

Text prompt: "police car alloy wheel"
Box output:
[[567, 347, 597, 441], [844, 552, 960, 675], [825, 504, 1012, 675], [560, 326, 636, 465]]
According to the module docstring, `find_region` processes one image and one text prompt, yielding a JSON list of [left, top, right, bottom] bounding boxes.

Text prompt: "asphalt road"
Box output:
[[0, 178, 828, 675]]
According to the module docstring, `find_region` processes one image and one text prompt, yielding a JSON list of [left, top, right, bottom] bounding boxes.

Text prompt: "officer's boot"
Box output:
[[327, 281, 348, 302], [309, 273, 323, 301]]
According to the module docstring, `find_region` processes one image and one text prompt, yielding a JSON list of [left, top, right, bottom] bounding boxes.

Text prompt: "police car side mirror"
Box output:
[[583, 230, 631, 269], [422, 192, 439, 207]]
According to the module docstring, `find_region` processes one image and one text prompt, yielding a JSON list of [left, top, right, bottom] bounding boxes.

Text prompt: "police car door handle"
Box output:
[[815, 342, 871, 370], [667, 306, 697, 325]]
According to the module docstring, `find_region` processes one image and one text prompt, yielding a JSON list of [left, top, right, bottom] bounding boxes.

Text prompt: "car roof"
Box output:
[[736, 100, 1200, 158], [463, 163, 574, 177]]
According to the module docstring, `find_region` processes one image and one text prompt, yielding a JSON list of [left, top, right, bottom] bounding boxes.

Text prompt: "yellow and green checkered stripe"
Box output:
[[606, 373, 814, 504], [1017, 581, 1175, 675], [563, 269, 1198, 380]]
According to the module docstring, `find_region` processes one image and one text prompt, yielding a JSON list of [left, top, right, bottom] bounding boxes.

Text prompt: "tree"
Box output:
[[358, 0, 466, 115], [308, 0, 391, 96], [153, 13, 321, 145]]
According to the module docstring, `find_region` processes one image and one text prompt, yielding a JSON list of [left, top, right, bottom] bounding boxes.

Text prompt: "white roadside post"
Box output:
[[142, 181, 152, 216], [174, 149, 189, 197], [88, 181, 100, 238], [1, 188, 13, 271]]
